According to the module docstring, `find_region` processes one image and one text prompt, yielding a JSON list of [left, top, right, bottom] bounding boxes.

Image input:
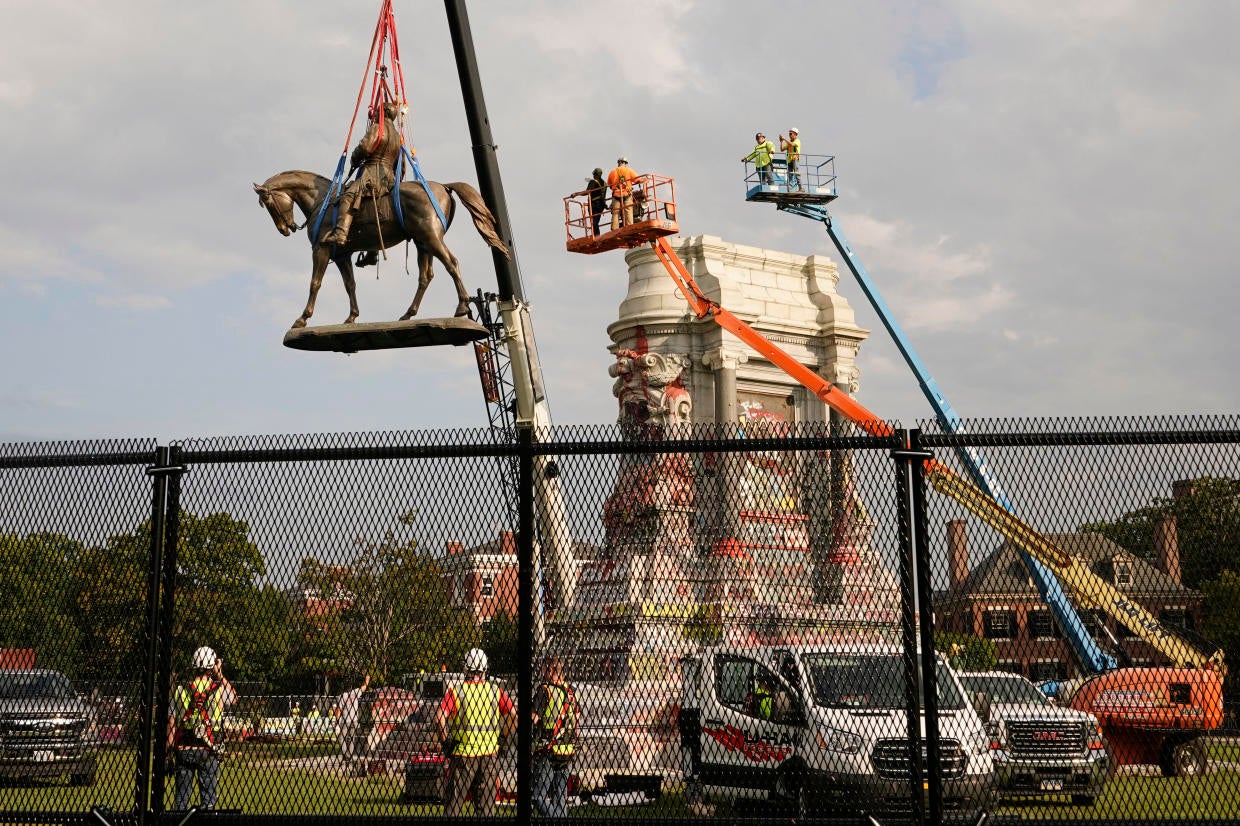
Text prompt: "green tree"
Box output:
[[73, 529, 147, 681], [0, 532, 85, 672], [480, 610, 519, 676], [1080, 476, 1240, 590], [72, 511, 279, 684], [1201, 571, 1240, 665], [1082, 476, 1240, 698], [933, 632, 997, 672], [168, 511, 270, 679], [296, 520, 479, 684]]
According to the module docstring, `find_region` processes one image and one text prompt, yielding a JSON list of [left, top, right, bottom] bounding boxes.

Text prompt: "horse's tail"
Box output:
[[444, 182, 511, 259]]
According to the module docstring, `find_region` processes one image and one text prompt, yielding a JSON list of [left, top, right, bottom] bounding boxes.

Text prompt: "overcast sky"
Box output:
[[1, 0, 1237, 444]]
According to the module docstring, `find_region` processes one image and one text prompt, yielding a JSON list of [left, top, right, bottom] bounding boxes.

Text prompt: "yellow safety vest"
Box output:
[[783, 136, 801, 163], [451, 681, 500, 757], [746, 140, 776, 167], [538, 682, 578, 758]]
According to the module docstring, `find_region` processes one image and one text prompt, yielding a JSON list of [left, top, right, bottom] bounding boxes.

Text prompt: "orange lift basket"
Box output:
[[564, 173, 679, 254]]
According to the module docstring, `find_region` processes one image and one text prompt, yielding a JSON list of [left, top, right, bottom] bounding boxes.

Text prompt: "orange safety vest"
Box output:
[[608, 166, 640, 197]]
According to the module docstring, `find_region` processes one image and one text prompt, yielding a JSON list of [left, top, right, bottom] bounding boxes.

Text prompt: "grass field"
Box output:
[[3, 744, 1240, 820]]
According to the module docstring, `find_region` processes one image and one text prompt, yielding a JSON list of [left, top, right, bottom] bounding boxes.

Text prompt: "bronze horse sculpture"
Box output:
[[254, 171, 508, 328]]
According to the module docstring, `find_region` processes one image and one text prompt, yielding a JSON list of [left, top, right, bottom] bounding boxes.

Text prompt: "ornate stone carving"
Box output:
[[610, 350, 693, 428]]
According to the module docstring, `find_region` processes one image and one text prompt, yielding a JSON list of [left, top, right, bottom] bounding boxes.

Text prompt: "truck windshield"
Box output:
[[802, 654, 967, 710], [0, 672, 75, 700], [958, 673, 1049, 706]]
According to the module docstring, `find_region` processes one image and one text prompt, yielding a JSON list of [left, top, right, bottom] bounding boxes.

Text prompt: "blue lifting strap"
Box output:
[[395, 144, 448, 231], [311, 155, 351, 245]]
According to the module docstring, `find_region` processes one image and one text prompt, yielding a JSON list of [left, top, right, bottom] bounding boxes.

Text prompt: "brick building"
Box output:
[[442, 531, 521, 623], [442, 531, 598, 622], [934, 519, 1203, 683]]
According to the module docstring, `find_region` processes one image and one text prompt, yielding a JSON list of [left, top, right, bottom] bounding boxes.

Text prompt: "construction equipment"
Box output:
[[746, 156, 1227, 775], [564, 159, 1225, 776]]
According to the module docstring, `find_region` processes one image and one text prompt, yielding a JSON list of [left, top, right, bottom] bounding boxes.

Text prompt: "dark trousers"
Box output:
[[590, 200, 606, 235], [174, 747, 220, 810], [445, 753, 498, 816]]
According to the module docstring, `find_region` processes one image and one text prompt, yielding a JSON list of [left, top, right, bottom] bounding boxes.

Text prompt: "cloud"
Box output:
[[492, 0, 701, 97], [94, 293, 172, 311], [837, 214, 992, 286]]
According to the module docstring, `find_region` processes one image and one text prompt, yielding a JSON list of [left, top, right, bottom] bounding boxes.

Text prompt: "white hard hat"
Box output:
[[192, 646, 218, 670], [464, 648, 488, 673], [789, 127, 799, 134]]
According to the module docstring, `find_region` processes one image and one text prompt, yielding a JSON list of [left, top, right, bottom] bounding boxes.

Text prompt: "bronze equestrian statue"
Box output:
[[255, 100, 507, 328]]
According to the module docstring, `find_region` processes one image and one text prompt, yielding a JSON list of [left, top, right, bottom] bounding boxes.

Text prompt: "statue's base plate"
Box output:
[[283, 317, 488, 353]]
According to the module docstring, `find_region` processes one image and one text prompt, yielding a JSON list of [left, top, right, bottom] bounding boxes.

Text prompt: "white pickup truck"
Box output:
[[958, 671, 1111, 806], [679, 644, 995, 821]]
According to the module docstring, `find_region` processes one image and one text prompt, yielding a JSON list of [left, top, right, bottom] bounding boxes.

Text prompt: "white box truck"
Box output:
[[679, 644, 994, 820]]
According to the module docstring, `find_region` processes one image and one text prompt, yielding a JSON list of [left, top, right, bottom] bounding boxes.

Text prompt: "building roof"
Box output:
[[941, 531, 1201, 603], [442, 532, 603, 573]]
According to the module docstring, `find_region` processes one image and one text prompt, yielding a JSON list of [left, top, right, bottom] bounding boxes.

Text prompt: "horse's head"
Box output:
[[254, 183, 299, 236]]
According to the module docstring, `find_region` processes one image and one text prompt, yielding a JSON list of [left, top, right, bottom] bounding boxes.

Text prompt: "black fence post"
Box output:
[[516, 427, 534, 826], [890, 430, 926, 826], [135, 446, 170, 824], [908, 430, 944, 825], [135, 446, 186, 818], [151, 446, 187, 819]]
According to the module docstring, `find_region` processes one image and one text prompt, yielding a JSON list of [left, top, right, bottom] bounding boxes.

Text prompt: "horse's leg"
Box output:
[[426, 235, 471, 318], [293, 244, 333, 328], [399, 246, 435, 320], [335, 253, 359, 324]]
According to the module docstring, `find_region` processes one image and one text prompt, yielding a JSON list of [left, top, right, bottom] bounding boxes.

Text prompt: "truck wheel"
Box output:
[[1171, 740, 1208, 777], [1070, 794, 1095, 806], [773, 772, 809, 818], [684, 779, 704, 808]]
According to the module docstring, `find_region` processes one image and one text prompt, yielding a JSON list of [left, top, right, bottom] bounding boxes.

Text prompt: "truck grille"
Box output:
[[1006, 721, 1084, 758], [872, 738, 966, 780]]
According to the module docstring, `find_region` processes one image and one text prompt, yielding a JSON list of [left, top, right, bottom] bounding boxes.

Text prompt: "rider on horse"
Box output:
[[321, 100, 403, 247]]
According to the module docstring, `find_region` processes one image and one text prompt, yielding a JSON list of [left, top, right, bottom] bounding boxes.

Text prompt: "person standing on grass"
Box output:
[[436, 648, 516, 816], [337, 673, 371, 764], [167, 646, 236, 811], [531, 657, 579, 818]]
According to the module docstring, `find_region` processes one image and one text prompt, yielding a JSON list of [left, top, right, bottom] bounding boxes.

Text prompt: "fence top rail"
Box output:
[[920, 429, 1240, 448], [0, 449, 158, 470]]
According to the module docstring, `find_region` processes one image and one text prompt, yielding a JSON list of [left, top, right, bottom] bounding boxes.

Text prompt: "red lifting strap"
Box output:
[[341, 0, 409, 153]]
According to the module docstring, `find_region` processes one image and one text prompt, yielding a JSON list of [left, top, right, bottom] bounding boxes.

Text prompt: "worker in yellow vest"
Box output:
[[742, 132, 777, 186], [531, 657, 579, 817], [779, 127, 801, 191], [436, 648, 515, 816]]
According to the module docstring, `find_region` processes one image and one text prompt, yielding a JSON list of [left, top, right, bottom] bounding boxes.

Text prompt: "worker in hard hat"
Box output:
[[435, 648, 516, 816], [742, 132, 777, 186], [779, 127, 801, 192], [746, 673, 774, 720], [608, 157, 643, 231], [321, 100, 404, 247], [586, 167, 608, 236], [166, 646, 236, 811], [531, 656, 579, 817]]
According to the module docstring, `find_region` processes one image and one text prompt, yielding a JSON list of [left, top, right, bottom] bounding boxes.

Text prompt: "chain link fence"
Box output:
[[0, 418, 1237, 824]]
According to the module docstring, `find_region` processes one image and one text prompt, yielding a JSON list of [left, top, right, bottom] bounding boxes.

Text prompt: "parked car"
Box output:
[[371, 704, 449, 802], [0, 669, 98, 785], [959, 671, 1111, 806], [680, 645, 994, 821]]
